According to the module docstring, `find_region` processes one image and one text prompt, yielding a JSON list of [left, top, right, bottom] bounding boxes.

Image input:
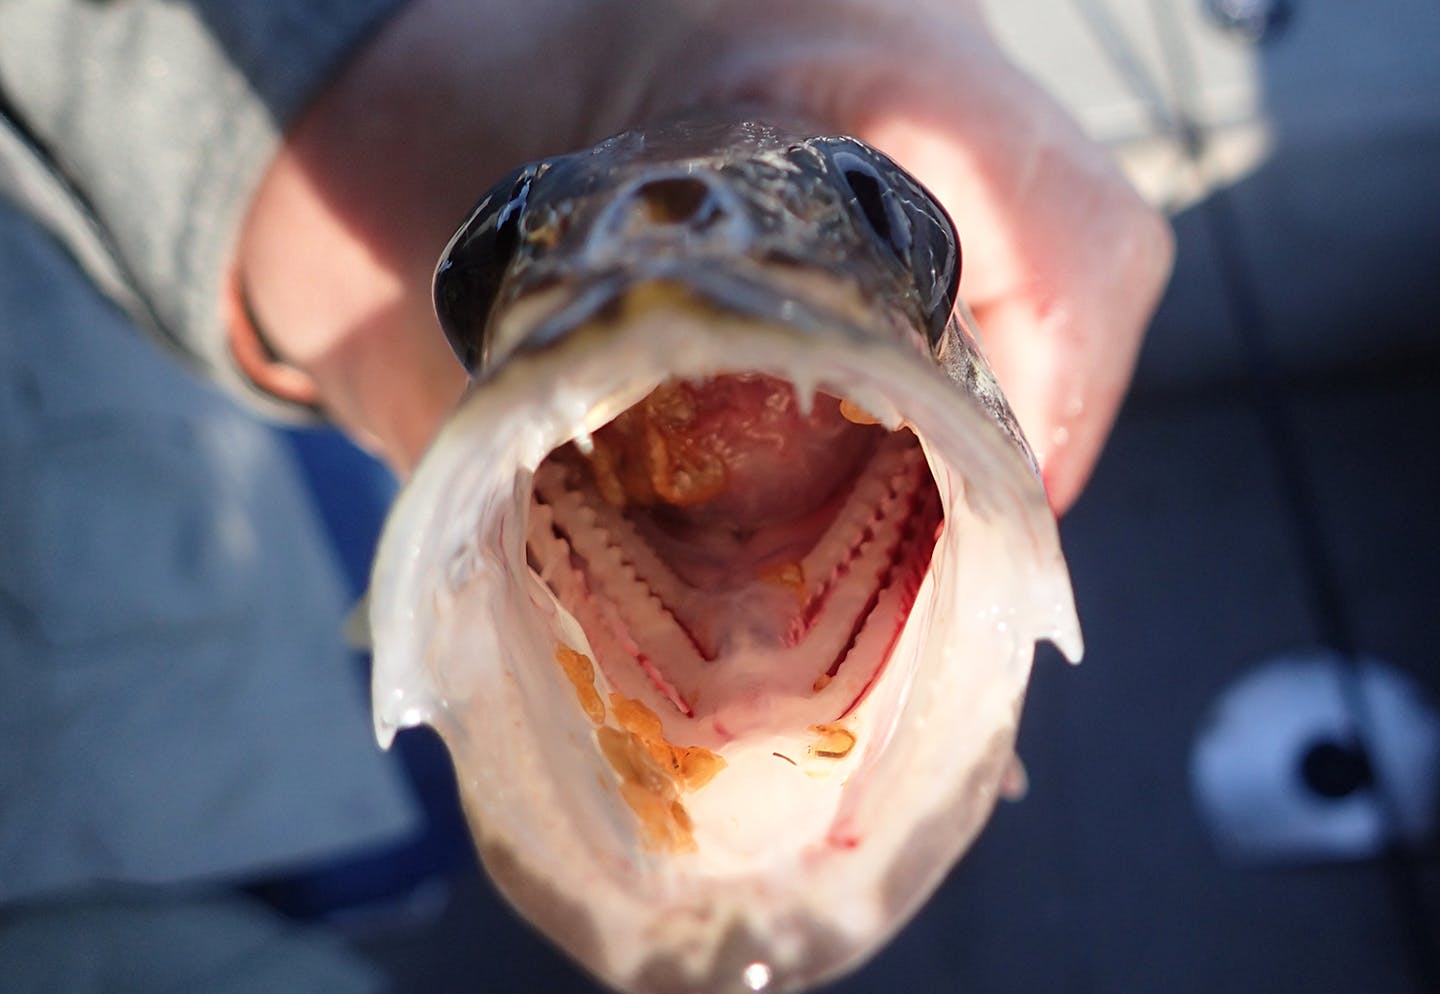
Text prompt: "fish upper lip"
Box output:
[[483, 260, 925, 376]]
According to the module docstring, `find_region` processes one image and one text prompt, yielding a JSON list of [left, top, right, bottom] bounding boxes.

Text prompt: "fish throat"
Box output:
[[529, 373, 942, 749]]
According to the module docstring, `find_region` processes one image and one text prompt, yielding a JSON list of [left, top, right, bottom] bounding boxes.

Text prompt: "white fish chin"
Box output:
[[369, 304, 1081, 994]]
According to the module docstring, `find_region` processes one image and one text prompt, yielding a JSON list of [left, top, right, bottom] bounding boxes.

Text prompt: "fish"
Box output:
[[368, 116, 1082, 994]]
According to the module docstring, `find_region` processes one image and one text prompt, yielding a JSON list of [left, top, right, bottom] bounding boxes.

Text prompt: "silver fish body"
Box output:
[[370, 118, 1081, 994]]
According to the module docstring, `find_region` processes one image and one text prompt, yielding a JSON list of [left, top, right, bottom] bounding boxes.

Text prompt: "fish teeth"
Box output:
[[866, 393, 904, 431], [789, 367, 816, 417], [829, 382, 902, 431]]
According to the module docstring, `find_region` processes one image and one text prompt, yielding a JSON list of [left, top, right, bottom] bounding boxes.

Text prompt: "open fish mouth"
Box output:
[[369, 119, 1082, 994]]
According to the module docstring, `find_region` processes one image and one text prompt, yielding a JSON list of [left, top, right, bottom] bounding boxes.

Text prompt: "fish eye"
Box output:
[[434, 163, 541, 372], [833, 149, 911, 262], [827, 142, 961, 349]]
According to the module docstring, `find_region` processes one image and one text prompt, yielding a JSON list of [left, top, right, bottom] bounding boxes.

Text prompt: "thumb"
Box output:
[[846, 54, 1173, 513]]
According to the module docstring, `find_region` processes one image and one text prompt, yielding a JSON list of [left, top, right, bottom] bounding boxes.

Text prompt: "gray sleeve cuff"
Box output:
[[0, 0, 407, 417]]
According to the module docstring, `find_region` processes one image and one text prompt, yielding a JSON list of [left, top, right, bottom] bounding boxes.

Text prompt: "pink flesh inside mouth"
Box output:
[[526, 373, 943, 745]]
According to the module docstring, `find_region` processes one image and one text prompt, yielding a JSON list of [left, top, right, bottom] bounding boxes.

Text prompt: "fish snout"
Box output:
[[586, 171, 754, 260]]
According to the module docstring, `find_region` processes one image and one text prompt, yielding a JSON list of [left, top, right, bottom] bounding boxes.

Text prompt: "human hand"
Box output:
[[237, 0, 1172, 512]]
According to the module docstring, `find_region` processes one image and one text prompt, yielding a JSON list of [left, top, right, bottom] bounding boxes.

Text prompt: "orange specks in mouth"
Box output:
[[759, 560, 806, 597], [811, 673, 832, 693], [617, 781, 695, 852], [839, 398, 881, 425], [599, 693, 726, 851], [597, 725, 673, 796], [555, 645, 605, 724], [611, 693, 725, 791], [809, 723, 857, 760], [596, 723, 694, 851], [582, 438, 629, 507], [675, 743, 726, 791], [583, 381, 728, 509], [610, 692, 663, 733]]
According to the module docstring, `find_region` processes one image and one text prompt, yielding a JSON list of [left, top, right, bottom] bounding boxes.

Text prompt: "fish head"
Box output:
[[433, 119, 957, 375], [370, 118, 1082, 993]]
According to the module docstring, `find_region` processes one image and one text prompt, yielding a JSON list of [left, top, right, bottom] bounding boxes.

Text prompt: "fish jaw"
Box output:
[[369, 296, 1080, 993]]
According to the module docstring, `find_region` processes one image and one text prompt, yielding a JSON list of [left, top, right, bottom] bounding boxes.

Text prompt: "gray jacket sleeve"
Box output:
[[0, 0, 405, 416]]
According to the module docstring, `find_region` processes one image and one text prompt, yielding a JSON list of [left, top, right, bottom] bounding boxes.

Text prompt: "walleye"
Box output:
[[369, 118, 1082, 994]]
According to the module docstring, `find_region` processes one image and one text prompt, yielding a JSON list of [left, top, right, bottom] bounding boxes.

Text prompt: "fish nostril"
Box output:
[[586, 173, 747, 258], [631, 176, 721, 228]]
